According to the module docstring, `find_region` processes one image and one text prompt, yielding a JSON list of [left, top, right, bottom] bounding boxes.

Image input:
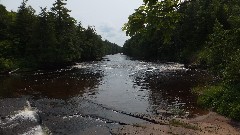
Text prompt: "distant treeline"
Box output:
[[0, 0, 122, 71], [123, 0, 240, 120]]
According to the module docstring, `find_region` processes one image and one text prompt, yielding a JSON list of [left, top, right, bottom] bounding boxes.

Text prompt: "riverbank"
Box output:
[[112, 112, 240, 135]]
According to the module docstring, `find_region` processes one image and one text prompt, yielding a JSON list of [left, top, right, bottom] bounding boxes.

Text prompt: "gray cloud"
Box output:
[[99, 25, 115, 33], [97, 23, 128, 46]]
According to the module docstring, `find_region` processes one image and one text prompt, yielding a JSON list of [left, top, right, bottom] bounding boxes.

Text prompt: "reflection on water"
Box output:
[[82, 54, 213, 116], [134, 69, 212, 115], [0, 66, 103, 99], [0, 54, 215, 134]]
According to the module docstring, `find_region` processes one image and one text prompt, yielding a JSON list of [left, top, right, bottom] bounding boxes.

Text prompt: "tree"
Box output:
[[123, 0, 182, 44], [103, 40, 122, 55], [0, 4, 16, 72], [14, 0, 36, 57], [28, 7, 58, 67], [50, 0, 80, 63], [123, 0, 182, 60], [81, 26, 104, 60]]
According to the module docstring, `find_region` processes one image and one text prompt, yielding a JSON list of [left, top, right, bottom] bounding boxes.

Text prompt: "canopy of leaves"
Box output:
[[123, 0, 182, 44]]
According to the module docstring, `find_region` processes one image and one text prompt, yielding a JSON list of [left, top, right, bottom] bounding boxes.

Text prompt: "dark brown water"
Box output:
[[0, 54, 213, 135]]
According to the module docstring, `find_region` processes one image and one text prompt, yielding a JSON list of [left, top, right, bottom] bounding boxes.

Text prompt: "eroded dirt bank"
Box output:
[[111, 112, 240, 135]]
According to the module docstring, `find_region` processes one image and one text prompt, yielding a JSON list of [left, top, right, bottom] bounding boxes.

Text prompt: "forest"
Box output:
[[123, 0, 240, 120], [0, 0, 122, 72]]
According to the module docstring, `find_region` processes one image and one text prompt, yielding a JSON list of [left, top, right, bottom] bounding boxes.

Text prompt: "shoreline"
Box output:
[[112, 112, 240, 135]]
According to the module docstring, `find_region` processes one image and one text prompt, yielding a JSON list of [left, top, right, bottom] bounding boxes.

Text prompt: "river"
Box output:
[[0, 54, 213, 135]]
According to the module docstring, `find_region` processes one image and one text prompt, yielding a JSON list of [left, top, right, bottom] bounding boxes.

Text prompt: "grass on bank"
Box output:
[[194, 83, 240, 121], [169, 119, 199, 130]]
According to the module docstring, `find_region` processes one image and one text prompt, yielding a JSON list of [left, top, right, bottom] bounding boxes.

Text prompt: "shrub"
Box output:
[[198, 83, 240, 120]]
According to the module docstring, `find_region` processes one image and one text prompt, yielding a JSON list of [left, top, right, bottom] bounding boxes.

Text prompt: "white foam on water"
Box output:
[[73, 63, 94, 69], [134, 65, 147, 71], [26, 101, 32, 110], [105, 67, 113, 70], [1, 101, 38, 125], [0, 101, 42, 134], [146, 66, 157, 72], [21, 125, 44, 135], [158, 63, 186, 72], [10, 101, 37, 122], [9, 108, 38, 122]]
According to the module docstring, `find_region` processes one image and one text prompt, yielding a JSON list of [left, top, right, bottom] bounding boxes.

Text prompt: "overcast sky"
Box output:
[[0, 0, 143, 46]]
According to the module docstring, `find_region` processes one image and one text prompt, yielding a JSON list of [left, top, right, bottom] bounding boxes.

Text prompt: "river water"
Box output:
[[0, 54, 213, 135]]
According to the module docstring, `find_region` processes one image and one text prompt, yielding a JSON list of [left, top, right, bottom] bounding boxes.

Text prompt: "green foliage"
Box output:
[[14, 0, 36, 57], [0, 58, 14, 72], [49, 0, 81, 63], [103, 40, 122, 55], [169, 119, 199, 130], [198, 84, 240, 120], [0, 0, 122, 70], [123, 0, 239, 62], [80, 26, 104, 60], [0, 5, 14, 41], [0, 40, 13, 58], [198, 20, 240, 84], [123, 0, 182, 44], [0, 5, 16, 72]]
